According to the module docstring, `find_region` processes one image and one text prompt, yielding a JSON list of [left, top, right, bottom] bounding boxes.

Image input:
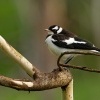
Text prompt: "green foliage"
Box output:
[[0, 0, 20, 40]]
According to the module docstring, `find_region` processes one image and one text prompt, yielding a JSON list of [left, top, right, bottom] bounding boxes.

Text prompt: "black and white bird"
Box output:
[[45, 25, 100, 64]]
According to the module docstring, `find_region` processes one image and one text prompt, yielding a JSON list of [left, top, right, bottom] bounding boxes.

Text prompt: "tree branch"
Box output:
[[0, 35, 72, 91], [0, 35, 40, 78], [0, 35, 100, 93], [0, 69, 72, 91]]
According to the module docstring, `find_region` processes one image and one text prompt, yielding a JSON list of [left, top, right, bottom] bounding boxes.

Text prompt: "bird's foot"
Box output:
[[59, 66, 65, 71]]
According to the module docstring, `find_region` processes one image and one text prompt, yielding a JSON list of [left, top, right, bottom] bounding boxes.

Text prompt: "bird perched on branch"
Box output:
[[45, 25, 100, 64]]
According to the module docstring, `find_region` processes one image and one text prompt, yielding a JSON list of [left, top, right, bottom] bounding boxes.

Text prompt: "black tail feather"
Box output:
[[93, 47, 100, 52]]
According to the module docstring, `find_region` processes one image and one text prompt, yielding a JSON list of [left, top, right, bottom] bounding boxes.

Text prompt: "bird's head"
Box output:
[[45, 25, 63, 35]]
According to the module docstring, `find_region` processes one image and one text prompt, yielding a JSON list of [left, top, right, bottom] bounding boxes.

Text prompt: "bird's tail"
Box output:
[[93, 47, 100, 52]]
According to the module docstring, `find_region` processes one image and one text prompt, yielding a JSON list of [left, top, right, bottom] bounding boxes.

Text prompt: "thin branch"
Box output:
[[0, 35, 40, 78], [57, 51, 100, 67], [58, 50, 100, 56], [60, 64, 100, 73], [57, 51, 100, 73]]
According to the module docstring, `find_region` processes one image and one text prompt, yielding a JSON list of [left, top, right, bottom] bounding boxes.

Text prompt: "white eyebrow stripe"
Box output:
[[57, 27, 63, 34], [63, 38, 86, 45], [53, 26, 58, 30]]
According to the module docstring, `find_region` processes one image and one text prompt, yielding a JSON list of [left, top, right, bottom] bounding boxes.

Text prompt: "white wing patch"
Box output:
[[57, 27, 63, 34], [63, 38, 86, 45], [51, 37, 57, 42]]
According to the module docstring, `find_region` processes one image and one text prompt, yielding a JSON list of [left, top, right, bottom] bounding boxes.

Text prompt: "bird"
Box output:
[[45, 25, 100, 64]]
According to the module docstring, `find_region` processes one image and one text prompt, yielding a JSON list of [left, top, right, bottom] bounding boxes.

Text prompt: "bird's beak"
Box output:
[[45, 29, 53, 35], [45, 29, 49, 31]]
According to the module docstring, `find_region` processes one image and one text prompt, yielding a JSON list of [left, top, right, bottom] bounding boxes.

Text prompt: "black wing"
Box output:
[[52, 34, 100, 51]]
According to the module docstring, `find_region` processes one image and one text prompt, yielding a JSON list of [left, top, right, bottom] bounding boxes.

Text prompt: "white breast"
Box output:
[[45, 35, 62, 55], [45, 35, 76, 61]]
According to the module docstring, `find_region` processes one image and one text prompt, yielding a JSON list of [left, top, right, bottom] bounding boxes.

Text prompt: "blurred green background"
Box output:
[[0, 0, 100, 100]]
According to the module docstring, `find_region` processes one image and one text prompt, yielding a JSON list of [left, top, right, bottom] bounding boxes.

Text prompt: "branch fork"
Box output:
[[0, 35, 72, 91]]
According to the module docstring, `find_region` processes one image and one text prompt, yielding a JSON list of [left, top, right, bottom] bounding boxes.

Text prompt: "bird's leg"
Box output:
[[58, 56, 73, 71], [59, 66, 64, 71], [64, 56, 74, 64], [57, 53, 74, 71]]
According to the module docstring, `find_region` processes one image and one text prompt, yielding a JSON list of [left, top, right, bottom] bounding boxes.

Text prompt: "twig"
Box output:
[[57, 51, 100, 73], [60, 64, 100, 73], [58, 50, 100, 56]]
